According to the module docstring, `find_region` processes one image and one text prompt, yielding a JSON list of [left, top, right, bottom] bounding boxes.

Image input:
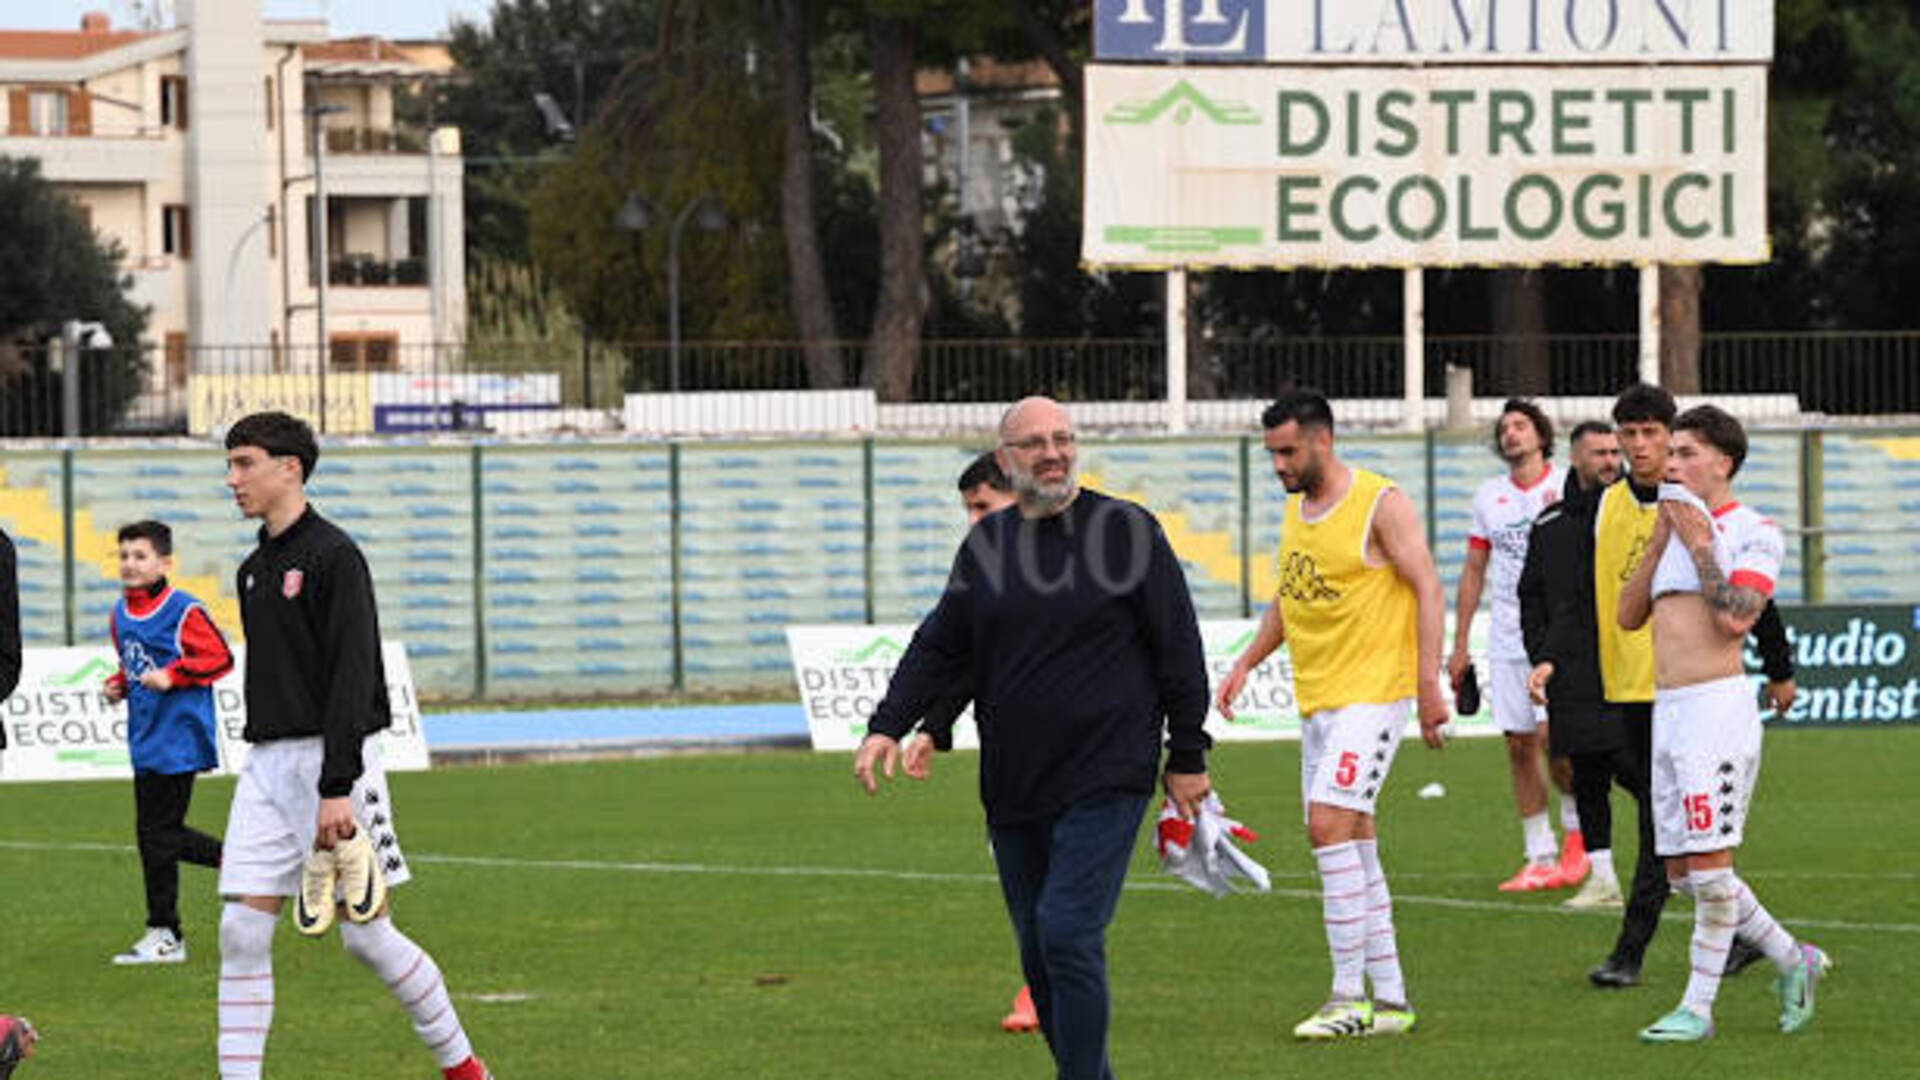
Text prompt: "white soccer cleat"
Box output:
[[1293, 999, 1373, 1040], [294, 847, 339, 937], [334, 826, 389, 924], [1562, 874, 1624, 910], [112, 927, 186, 965]]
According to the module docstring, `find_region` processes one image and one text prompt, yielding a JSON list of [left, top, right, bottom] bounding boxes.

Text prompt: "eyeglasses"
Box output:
[[1003, 432, 1076, 454]]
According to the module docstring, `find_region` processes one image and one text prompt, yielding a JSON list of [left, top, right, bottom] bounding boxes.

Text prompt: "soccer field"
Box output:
[[2, 729, 1916, 1079]]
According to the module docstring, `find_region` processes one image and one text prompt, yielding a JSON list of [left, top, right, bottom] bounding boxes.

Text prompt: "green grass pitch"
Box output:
[[2, 728, 1915, 1078]]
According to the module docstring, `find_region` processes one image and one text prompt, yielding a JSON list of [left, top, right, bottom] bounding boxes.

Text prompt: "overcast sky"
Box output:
[[18, 1, 494, 41]]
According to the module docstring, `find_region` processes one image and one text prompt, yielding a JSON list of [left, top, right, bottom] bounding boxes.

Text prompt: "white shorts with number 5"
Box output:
[[1652, 675, 1763, 857], [1301, 699, 1410, 822]]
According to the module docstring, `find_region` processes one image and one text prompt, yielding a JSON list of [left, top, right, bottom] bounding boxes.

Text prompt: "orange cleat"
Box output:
[[1497, 862, 1567, 892], [1557, 830, 1590, 886], [1001, 985, 1040, 1033]]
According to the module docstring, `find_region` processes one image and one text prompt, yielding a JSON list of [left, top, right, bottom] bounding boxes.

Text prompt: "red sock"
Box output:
[[443, 1057, 488, 1080]]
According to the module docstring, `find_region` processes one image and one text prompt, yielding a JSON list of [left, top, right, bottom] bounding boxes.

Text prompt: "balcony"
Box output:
[[1, 131, 175, 183], [322, 126, 426, 155], [329, 254, 427, 287]]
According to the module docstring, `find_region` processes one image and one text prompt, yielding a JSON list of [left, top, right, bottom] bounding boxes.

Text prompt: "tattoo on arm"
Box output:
[[1691, 545, 1764, 619]]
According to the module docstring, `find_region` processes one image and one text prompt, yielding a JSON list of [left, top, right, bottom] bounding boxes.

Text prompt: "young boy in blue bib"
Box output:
[[102, 520, 233, 965]]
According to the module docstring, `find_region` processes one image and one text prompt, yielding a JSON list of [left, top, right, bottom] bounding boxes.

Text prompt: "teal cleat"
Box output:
[[1639, 1005, 1715, 1043], [1776, 943, 1829, 1034]]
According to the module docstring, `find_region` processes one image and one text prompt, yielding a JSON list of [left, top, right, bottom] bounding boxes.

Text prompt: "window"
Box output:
[[160, 75, 188, 130], [266, 204, 277, 259], [28, 90, 68, 135], [264, 76, 274, 130], [162, 204, 192, 259], [329, 333, 400, 372]]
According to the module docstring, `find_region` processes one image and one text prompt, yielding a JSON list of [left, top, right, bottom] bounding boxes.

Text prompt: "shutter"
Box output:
[[7, 89, 27, 136], [179, 205, 192, 260], [177, 78, 189, 130], [69, 89, 92, 137]]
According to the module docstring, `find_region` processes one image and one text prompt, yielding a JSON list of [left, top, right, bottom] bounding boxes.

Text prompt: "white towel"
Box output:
[[1154, 792, 1272, 897]]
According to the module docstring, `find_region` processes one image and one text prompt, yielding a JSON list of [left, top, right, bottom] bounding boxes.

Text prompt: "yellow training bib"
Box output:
[[1277, 469, 1418, 717], [1594, 481, 1657, 703]]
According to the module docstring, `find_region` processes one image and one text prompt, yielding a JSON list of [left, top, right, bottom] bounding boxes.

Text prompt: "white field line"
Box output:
[[6, 839, 1916, 936]]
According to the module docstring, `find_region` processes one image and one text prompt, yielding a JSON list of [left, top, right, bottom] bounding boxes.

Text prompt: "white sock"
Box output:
[[1353, 840, 1407, 1007], [1672, 875, 1695, 899], [1682, 868, 1738, 1017], [1589, 848, 1616, 885], [217, 904, 278, 1080], [1314, 842, 1367, 1001], [340, 917, 474, 1068], [1731, 874, 1799, 972], [1559, 797, 1581, 835], [1521, 812, 1556, 864]]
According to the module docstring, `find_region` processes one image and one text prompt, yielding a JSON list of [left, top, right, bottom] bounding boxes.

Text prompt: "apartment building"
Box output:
[[0, 1, 463, 392]]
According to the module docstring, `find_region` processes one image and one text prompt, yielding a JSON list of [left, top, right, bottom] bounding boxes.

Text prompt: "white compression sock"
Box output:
[[1589, 848, 1616, 885], [340, 917, 474, 1068], [1314, 842, 1368, 1002], [1731, 874, 1800, 972], [1353, 839, 1407, 1007], [1559, 797, 1581, 835], [1521, 812, 1556, 864], [1682, 868, 1739, 1017], [217, 903, 278, 1080]]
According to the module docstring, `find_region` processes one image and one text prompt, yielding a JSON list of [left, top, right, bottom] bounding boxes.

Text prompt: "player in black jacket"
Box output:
[[213, 412, 493, 1080], [1519, 420, 1797, 987]]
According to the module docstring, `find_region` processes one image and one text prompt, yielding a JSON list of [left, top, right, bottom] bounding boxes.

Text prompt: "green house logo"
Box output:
[[46, 657, 117, 687], [1105, 80, 1260, 126], [835, 637, 907, 664]]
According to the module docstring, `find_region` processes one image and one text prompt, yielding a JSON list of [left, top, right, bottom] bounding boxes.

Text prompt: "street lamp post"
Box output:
[[615, 192, 727, 392], [307, 100, 348, 433]]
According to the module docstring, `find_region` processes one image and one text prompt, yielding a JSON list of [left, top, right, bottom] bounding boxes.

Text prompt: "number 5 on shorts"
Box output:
[[1685, 794, 1714, 831], [1334, 751, 1360, 788]]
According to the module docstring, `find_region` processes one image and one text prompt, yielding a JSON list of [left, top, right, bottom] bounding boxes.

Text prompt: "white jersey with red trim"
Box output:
[[1468, 463, 1562, 660], [1651, 485, 1784, 600]]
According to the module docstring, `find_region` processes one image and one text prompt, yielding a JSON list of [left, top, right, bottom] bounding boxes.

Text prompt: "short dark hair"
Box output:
[[1261, 389, 1335, 432], [1493, 398, 1554, 459], [1611, 383, 1677, 428], [116, 520, 172, 557], [1570, 420, 1614, 444], [1673, 404, 1748, 478], [957, 451, 1010, 494], [226, 411, 318, 481]]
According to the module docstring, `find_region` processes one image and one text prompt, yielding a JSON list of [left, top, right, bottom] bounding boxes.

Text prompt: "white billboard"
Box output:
[[1084, 63, 1768, 268], [1093, 0, 1775, 65], [0, 643, 429, 783], [787, 621, 1499, 752]]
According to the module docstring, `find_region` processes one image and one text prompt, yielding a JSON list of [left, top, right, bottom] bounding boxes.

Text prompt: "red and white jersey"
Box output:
[[1651, 485, 1784, 600], [1468, 463, 1562, 661]]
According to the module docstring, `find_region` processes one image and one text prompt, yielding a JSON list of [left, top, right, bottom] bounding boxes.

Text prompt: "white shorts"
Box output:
[[219, 736, 413, 898], [1300, 699, 1409, 821], [1652, 675, 1763, 857], [1491, 658, 1547, 735]]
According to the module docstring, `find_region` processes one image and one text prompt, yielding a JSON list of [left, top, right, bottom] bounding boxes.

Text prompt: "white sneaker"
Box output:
[[1293, 1000, 1372, 1040], [334, 826, 388, 924], [1563, 874, 1624, 910], [113, 927, 186, 965]]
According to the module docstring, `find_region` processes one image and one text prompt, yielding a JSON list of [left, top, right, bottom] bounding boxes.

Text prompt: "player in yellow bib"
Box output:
[[1218, 390, 1448, 1041]]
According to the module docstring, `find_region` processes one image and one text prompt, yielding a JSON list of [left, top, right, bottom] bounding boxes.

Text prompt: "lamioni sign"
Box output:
[[1084, 63, 1767, 268]]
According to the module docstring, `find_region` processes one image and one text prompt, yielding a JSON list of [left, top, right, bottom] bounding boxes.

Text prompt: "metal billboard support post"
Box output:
[[1403, 268, 1424, 433], [1166, 269, 1188, 433], [1639, 263, 1662, 386]]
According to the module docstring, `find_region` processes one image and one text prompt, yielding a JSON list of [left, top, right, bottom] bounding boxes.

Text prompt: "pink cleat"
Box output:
[[1557, 830, 1590, 886], [1001, 985, 1040, 1033], [1498, 862, 1567, 892]]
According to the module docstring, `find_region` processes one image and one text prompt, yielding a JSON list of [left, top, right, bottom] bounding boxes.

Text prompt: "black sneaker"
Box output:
[[1588, 956, 1642, 988]]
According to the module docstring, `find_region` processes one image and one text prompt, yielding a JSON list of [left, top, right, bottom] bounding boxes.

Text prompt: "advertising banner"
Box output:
[[370, 372, 563, 433], [1093, 0, 1775, 65], [0, 643, 428, 783], [1084, 63, 1768, 268], [1758, 606, 1920, 728], [188, 373, 375, 436], [787, 621, 1501, 752]]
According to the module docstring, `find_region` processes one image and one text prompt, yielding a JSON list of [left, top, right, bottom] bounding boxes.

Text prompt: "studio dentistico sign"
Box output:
[[1083, 0, 1774, 270], [1759, 607, 1920, 728]]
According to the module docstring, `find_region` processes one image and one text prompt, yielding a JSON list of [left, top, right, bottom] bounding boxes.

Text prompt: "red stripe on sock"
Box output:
[[389, 951, 426, 991], [404, 977, 444, 1010]]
